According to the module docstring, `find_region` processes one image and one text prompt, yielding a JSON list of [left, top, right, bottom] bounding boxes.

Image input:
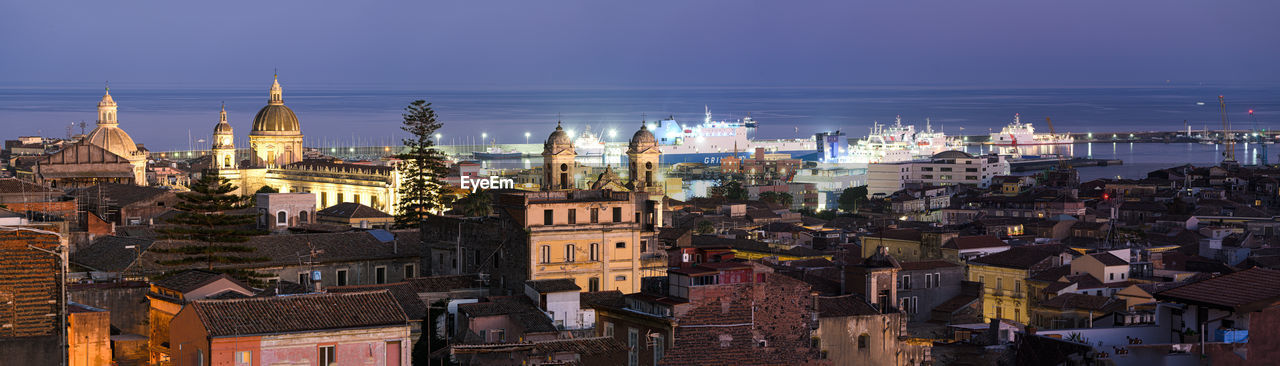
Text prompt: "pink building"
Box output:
[[170, 290, 411, 366]]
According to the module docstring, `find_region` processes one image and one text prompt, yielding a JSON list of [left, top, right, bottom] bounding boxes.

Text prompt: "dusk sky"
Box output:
[[3, 0, 1278, 88]]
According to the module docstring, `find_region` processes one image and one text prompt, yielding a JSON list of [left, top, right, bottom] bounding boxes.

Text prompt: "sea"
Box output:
[[2, 83, 1278, 189]]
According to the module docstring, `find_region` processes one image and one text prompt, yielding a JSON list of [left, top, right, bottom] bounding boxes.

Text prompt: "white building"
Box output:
[[524, 279, 595, 330], [868, 151, 1009, 196]]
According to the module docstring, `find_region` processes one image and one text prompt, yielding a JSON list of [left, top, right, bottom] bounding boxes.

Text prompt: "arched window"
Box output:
[[540, 245, 551, 264], [566, 244, 576, 262], [298, 211, 308, 223], [223, 156, 231, 168], [590, 243, 600, 261], [276, 211, 287, 225]]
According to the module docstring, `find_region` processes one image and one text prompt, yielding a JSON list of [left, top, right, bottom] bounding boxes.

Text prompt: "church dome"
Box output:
[[251, 104, 299, 133], [543, 122, 574, 155], [86, 125, 139, 158], [628, 123, 658, 154], [251, 75, 300, 134]]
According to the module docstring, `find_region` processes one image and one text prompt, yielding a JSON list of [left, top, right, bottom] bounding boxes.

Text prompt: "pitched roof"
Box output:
[[1040, 293, 1121, 311], [690, 235, 827, 258], [580, 291, 625, 309], [870, 228, 922, 242], [70, 235, 155, 272], [968, 245, 1064, 270], [816, 294, 881, 318], [71, 183, 172, 206], [525, 279, 581, 293], [404, 274, 486, 293], [943, 235, 1008, 250], [0, 178, 61, 194], [1091, 252, 1128, 266], [458, 296, 558, 333], [188, 290, 408, 337], [316, 202, 392, 219], [1154, 267, 1280, 311], [154, 269, 247, 294], [933, 294, 979, 314], [327, 282, 428, 321], [97, 230, 422, 274]]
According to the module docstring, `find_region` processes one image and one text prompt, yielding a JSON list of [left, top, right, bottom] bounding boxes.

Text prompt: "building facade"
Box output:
[[868, 151, 1009, 196]]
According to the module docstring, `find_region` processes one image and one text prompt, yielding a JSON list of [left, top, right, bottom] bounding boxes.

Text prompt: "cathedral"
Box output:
[[35, 87, 149, 188], [210, 75, 402, 215]]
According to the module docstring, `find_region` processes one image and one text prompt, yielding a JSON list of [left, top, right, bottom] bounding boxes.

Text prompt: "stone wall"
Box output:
[[68, 281, 149, 336]]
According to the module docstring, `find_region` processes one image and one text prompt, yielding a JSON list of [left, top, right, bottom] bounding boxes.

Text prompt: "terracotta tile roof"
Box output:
[[943, 235, 1008, 250], [1040, 293, 1121, 312], [152, 269, 250, 295], [968, 245, 1064, 270], [89, 230, 423, 274], [525, 279, 581, 293], [530, 337, 628, 355], [899, 260, 961, 271], [404, 274, 485, 293], [1029, 265, 1071, 282], [933, 294, 979, 314], [188, 290, 408, 337], [328, 282, 428, 321], [0, 178, 60, 194], [1154, 267, 1280, 311], [580, 291, 625, 309], [70, 236, 154, 272], [316, 202, 392, 219], [816, 294, 880, 318], [70, 183, 173, 206], [1091, 252, 1128, 266], [690, 235, 827, 258]]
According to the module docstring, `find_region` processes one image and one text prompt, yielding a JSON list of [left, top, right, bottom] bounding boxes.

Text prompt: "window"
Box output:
[[997, 277, 1003, 290], [615, 275, 626, 281], [922, 175, 933, 179], [336, 269, 348, 286], [654, 333, 665, 365], [540, 245, 551, 264], [590, 208, 600, 223], [978, 275, 985, 286], [493, 329, 506, 343], [589, 277, 600, 291], [544, 209, 554, 225], [277, 211, 287, 225], [590, 243, 600, 261], [299, 210, 308, 223], [337, 193, 344, 203], [568, 209, 576, 224], [603, 321, 614, 337], [616, 241, 626, 249], [966, 168, 978, 172], [934, 272, 941, 287], [321, 192, 328, 206], [613, 207, 622, 222], [319, 345, 336, 366], [375, 266, 387, 284], [901, 275, 911, 289], [297, 272, 308, 285], [235, 350, 251, 365], [628, 328, 639, 366], [404, 264, 416, 279], [353, 194, 360, 205], [1109, 273, 1114, 280], [858, 334, 870, 349], [1015, 280, 1022, 293], [197, 349, 204, 366], [566, 244, 576, 262], [940, 167, 952, 172]]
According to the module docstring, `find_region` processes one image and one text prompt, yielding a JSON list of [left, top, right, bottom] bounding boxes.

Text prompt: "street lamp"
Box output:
[[525, 132, 531, 145], [608, 129, 617, 140]]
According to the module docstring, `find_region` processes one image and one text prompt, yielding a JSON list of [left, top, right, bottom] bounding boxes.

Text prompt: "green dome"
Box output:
[[251, 104, 299, 133]]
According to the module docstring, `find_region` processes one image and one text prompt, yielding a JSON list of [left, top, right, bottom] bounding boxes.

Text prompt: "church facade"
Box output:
[[210, 76, 402, 215], [35, 87, 148, 188]]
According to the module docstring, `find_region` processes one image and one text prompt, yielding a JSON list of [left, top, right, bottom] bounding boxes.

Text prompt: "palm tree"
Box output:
[[458, 191, 492, 217]]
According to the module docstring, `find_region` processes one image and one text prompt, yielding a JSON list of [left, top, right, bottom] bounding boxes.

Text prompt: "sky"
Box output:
[[2, 0, 1279, 89]]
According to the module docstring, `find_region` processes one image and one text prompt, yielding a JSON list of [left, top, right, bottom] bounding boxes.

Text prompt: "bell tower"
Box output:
[[626, 120, 661, 192], [212, 104, 237, 170], [542, 121, 577, 190]]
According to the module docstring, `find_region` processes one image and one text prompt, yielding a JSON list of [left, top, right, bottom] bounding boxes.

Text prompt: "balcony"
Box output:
[[984, 288, 1024, 299]]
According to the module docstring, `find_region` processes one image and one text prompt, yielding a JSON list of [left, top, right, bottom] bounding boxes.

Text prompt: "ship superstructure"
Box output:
[[989, 113, 1074, 146]]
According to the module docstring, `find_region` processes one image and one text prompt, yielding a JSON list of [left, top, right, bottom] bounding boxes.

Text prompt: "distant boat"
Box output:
[[473, 140, 522, 160]]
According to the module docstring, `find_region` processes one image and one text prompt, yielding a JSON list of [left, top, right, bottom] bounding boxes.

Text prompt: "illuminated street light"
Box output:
[[608, 129, 617, 140], [525, 132, 531, 144]]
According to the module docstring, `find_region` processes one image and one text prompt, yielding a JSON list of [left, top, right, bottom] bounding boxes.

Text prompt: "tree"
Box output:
[[710, 180, 748, 201], [760, 191, 794, 206], [456, 191, 492, 217], [255, 185, 278, 194], [838, 186, 869, 213], [154, 171, 267, 284], [395, 100, 452, 228], [696, 220, 715, 234]]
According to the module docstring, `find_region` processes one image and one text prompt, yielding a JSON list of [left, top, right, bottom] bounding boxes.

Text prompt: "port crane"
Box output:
[[1220, 95, 1237, 165]]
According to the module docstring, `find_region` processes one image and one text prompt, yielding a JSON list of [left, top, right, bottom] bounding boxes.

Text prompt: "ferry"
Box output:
[[651, 106, 815, 164], [473, 140, 522, 160], [989, 113, 1074, 146], [841, 116, 960, 164], [573, 125, 608, 157]]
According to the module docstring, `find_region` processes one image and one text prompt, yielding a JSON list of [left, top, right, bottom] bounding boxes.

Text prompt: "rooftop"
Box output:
[[525, 278, 581, 293], [154, 269, 248, 294], [943, 235, 1009, 250], [188, 290, 408, 337], [968, 245, 1064, 270], [316, 202, 392, 219], [816, 294, 881, 318], [1155, 267, 1280, 312]]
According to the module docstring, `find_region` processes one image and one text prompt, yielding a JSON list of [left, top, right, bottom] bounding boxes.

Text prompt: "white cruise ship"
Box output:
[[651, 106, 814, 163], [843, 116, 959, 164], [989, 113, 1073, 146], [572, 125, 608, 157]]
